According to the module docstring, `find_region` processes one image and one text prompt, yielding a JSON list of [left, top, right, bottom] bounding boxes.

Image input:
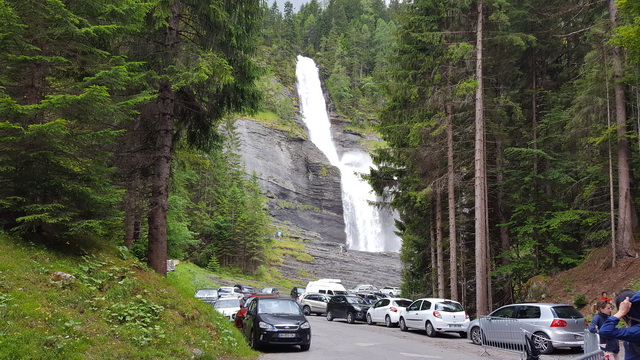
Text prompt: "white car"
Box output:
[[398, 298, 469, 337], [366, 297, 413, 327], [212, 298, 242, 320], [217, 286, 243, 300], [380, 287, 401, 297]]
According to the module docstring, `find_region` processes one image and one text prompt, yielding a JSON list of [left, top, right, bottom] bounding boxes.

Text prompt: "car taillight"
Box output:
[[465, 312, 469, 320], [433, 311, 442, 319], [390, 307, 398, 312], [550, 319, 567, 327], [584, 319, 589, 326]]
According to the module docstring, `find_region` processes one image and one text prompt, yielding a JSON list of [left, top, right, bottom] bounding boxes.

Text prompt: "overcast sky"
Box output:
[[273, 0, 391, 13]]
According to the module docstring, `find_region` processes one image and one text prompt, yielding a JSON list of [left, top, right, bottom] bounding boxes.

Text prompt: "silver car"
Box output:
[[300, 293, 331, 316], [467, 303, 587, 354]]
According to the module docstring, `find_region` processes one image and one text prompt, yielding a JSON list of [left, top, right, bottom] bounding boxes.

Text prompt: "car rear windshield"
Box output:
[[552, 306, 583, 319], [435, 301, 464, 312], [394, 300, 413, 307]]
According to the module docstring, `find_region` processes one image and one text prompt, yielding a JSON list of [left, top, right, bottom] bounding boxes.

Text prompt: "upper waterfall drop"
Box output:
[[295, 55, 401, 253]]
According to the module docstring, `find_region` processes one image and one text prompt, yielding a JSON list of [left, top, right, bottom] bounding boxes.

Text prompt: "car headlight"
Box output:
[[300, 321, 310, 329], [259, 321, 276, 331], [353, 306, 362, 311]]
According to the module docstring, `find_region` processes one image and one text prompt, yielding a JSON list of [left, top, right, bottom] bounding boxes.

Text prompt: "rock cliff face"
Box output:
[[234, 118, 346, 245]]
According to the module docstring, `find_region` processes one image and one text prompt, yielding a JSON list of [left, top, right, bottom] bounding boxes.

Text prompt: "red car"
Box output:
[[234, 293, 278, 330]]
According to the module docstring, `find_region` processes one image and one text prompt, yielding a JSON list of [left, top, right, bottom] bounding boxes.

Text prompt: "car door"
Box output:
[[330, 296, 347, 318], [371, 298, 389, 322], [242, 297, 259, 339], [404, 300, 424, 329], [310, 295, 324, 313], [514, 305, 541, 333]]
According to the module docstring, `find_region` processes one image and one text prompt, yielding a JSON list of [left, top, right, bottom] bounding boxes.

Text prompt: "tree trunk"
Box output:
[[430, 218, 437, 296], [446, 96, 459, 301], [609, 0, 636, 258], [474, 0, 489, 316], [436, 189, 446, 298], [147, 2, 181, 276]]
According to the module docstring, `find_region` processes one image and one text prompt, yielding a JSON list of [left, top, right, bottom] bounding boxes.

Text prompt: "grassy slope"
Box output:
[[0, 235, 257, 360]]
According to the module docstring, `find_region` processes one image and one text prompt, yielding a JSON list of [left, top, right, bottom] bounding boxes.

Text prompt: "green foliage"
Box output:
[[574, 293, 588, 309], [0, 234, 256, 359]]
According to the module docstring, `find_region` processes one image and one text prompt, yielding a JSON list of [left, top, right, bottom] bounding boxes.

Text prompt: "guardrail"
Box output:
[[478, 317, 527, 357]]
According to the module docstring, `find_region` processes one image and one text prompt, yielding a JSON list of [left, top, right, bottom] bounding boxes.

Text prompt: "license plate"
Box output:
[[450, 324, 462, 328], [278, 333, 296, 338]]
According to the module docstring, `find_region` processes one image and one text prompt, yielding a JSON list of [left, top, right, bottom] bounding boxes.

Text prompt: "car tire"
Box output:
[[425, 321, 436, 337], [533, 332, 554, 355], [385, 315, 394, 328], [366, 314, 374, 325], [470, 326, 482, 345], [346, 312, 355, 324], [300, 344, 310, 351], [250, 329, 261, 350], [399, 317, 408, 331], [326, 310, 333, 321], [303, 306, 311, 316]]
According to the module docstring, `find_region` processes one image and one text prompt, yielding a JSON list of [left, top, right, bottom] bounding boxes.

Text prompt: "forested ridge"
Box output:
[[1, 0, 640, 317]]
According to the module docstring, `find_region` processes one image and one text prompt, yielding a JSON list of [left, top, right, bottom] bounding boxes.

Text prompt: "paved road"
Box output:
[[257, 315, 585, 360]]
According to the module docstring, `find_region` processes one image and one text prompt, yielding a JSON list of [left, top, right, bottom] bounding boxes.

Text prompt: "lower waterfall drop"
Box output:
[[295, 55, 401, 252]]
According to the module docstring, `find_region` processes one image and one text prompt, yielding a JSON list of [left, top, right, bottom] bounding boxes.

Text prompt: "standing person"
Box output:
[[590, 300, 620, 359], [600, 289, 640, 360], [602, 292, 613, 302]]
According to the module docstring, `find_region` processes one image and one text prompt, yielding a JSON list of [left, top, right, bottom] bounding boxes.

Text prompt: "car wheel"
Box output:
[[399, 317, 408, 331], [366, 314, 374, 325], [385, 315, 394, 328], [533, 332, 554, 355], [458, 331, 467, 338], [326, 310, 333, 321], [250, 329, 261, 350], [303, 306, 311, 316], [425, 321, 436, 337], [470, 326, 482, 345], [346, 312, 355, 324], [300, 344, 310, 351]]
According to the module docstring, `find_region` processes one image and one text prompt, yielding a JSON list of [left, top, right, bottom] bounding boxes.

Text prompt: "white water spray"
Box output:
[[296, 55, 401, 252]]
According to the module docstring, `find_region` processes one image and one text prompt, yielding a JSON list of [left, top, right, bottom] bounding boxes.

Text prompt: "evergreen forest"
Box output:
[[2, 0, 640, 315]]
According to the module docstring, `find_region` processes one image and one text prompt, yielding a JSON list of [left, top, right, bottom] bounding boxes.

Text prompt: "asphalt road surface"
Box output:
[[258, 315, 586, 360]]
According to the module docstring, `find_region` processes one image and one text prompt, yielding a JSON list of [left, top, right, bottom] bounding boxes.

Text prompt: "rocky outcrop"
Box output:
[[235, 118, 346, 244]]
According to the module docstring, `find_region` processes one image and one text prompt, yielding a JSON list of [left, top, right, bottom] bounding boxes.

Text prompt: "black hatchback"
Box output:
[[242, 297, 311, 351], [326, 295, 371, 323]]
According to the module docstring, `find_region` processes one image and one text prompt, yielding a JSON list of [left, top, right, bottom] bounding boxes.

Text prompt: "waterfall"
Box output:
[[296, 55, 401, 253]]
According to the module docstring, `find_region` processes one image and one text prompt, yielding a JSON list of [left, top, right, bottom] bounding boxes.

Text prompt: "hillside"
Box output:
[[0, 235, 256, 360], [525, 244, 640, 317]]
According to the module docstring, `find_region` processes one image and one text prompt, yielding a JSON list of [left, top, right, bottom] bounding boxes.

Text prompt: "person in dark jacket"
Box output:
[[600, 289, 640, 360], [590, 300, 620, 359]]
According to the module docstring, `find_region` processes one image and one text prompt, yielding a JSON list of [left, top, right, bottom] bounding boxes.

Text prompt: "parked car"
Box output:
[[260, 287, 279, 295], [398, 298, 469, 337], [234, 293, 278, 330], [300, 293, 332, 316], [290, 287, 306, 302], [218, 286, 243, 300], [350, 284, 380, 294], [234, 284, 256, 300], [242, 297, 311, 351], [326, 295, 371, 324], [367, 297, 413, 327], [360, 293, 384, 304], [194, 288, 219, 304], [306, 279, 347, 296], [213, 298, 242, 320], [380, 286, 401, 297], [467, 303, 587, 354]]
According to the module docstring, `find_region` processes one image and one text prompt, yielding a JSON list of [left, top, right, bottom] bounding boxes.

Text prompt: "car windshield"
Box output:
[[195, 289, 217, 297], [394, 300, 413, 307], [347, 297, 366, 305], [435, 301, 464, 312], [258, 299, 303, 315], [553, 306, 583, 319], [214, 299, 240, 308], [218, 288, 232, 293]]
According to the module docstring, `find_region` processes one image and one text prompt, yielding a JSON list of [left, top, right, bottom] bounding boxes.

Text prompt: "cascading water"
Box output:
[[296, 55, 401, 253]]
